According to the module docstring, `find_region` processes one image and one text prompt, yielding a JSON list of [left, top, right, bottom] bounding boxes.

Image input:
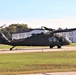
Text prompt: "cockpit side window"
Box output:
[[48, 37, 57, 42], [53, 38, 57, 42]]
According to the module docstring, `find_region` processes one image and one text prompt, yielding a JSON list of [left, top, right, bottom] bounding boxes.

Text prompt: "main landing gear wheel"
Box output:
[[50, 46, 53, 48], [57, 45, 61, 48]]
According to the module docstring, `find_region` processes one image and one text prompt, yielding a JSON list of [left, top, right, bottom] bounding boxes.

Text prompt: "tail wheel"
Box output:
[[10, 46, 16, 50], [57, 45, 61, 48]]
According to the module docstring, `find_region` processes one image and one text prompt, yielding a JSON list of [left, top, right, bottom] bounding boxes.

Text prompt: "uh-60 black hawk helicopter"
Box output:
[[0, 26, 76, 50]]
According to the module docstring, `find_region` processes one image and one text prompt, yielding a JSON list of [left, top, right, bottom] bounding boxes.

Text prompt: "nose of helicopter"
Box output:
[[67, 40, 72, 45], [65, 37, 72, 45]]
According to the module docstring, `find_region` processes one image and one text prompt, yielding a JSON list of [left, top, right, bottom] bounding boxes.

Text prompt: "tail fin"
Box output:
[[0, 31, 10, 45]]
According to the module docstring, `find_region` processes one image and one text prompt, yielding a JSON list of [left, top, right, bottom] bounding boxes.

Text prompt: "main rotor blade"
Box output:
[[52, 28, 76, 34], [41, 26, 55, 31]]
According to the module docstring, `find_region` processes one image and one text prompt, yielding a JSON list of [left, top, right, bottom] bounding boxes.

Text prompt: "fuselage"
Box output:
[[9, 33, 71, 47], [0, 30, 71, 49]]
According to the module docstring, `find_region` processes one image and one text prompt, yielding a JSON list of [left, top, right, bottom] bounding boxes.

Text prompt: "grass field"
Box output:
[[0, 51, 76, 75], [0, 44, 76, 75], [0, 45, 48, 50], [69, 43, 76, 46]]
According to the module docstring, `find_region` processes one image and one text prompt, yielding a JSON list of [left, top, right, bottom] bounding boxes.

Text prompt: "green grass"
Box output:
[[0, 51, 76, 75], [0, 44, 76, 75], [0, 44, 48, 50], [0, 44, 30, 49], [0, 45, 11, 49], [69, 43, 76, 46]]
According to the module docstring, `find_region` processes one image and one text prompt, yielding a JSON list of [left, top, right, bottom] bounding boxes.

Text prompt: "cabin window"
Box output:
[[53, 38, 56, 41], [48, 37, 57, 42], [62, 38, 65, 41]]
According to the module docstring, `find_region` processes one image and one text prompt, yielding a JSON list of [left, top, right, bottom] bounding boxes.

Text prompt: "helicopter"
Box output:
[[0, 25, 76, 50]]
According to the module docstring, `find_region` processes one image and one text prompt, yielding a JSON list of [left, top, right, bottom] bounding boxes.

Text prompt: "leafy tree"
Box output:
[[58, 27, 62, 30], [1, 23, 30, 40]]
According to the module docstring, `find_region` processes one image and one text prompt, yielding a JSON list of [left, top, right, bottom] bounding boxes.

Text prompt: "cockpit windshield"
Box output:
[[65, 37, 72, 43]]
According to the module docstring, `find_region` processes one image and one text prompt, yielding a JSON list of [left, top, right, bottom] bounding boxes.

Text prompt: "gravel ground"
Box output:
[[0, 46, 76, 54]]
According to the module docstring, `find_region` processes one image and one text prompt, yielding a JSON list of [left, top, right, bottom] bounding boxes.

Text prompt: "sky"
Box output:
[[0, 0, 76, 29]]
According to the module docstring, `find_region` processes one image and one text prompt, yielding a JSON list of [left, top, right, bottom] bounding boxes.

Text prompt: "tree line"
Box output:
[[1, 24, 30, 40]]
